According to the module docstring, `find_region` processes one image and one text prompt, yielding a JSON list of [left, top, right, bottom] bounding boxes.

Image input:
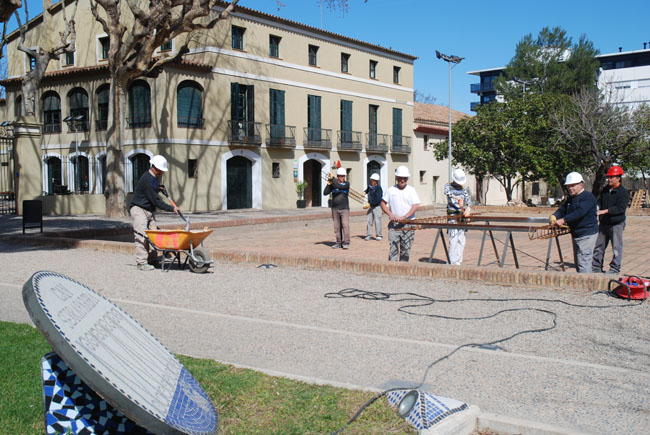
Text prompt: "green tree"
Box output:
[[495, 26, 600, 101]]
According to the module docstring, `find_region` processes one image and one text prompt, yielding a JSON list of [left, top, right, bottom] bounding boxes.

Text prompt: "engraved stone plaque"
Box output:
[[23, 271, 218, 435]]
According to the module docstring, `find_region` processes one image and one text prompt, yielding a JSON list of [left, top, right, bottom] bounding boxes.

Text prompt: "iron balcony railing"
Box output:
[[470, 102, 480, 111], [43, 123, 62, 134], [95, 119, 108, 131], [366, 133, 389, 152], [127, 117, 152, 128], [67, 121, 90, 132], [470, 82, 495, 93], [303, 127, 332, 149], [266, 124, 296, 147], [228, 121, 262, 145], [337, 130, 362, 151], [390, 135, 411, 154], [178, 117, 205, 128]]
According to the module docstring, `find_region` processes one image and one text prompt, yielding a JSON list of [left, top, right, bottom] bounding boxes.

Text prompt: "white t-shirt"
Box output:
[[382, 184, 421, 219]]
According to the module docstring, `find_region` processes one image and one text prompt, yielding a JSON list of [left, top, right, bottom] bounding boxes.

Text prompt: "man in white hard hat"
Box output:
[[444, 168, 472, 265], [363, 173, 383, 241], [550, 172, 598, 273], [380, 166, 421, 261], [130, 155, 179, 271], [323, 167, 351, 249]]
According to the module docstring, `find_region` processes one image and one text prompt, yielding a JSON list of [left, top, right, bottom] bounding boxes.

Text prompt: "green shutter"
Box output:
[[270, 89, 285, 138], [393, 108, 402, 146]]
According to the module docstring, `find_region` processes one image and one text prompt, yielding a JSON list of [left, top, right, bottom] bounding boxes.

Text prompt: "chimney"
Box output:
[[619, 47, 622, 52], [645, 43, 648, 50]]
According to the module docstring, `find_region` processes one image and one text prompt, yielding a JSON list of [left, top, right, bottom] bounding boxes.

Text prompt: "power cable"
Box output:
[[326, 287, 645, 433]]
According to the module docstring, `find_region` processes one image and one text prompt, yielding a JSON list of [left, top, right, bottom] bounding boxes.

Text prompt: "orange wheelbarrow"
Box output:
[[145, 229, 213, 273]]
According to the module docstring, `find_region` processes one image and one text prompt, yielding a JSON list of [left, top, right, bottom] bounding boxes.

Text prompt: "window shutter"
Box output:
[[340, 100, 352, 132]]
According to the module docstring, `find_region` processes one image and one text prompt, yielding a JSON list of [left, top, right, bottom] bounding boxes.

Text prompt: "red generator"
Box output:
[[609, 276, 650, 300]]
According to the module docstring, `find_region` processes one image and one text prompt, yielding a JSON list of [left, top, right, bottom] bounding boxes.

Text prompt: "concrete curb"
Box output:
[[476, 412, 593, 435]]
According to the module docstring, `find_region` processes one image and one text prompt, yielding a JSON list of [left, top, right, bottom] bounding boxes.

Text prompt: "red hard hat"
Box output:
[[606, 166, 623, 177]]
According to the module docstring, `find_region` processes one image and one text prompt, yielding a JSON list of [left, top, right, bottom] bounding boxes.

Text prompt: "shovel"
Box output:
[[159, 185, 190, 231]]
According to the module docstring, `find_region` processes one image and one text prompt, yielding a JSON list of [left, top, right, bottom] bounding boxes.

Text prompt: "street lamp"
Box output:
[[63, 115, 85, 193], [512, 77, 537, 99], [436, 50, 464, 183]]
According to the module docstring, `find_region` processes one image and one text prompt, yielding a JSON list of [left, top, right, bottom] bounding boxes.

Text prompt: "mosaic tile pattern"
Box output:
[[166, 367, 218, 433], [41, 352, 153, 434], [387, 389, 468, 430]]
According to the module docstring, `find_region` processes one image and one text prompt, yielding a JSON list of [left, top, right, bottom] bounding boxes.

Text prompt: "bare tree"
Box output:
[[0, 0, 22, 23], [552, 88, 650, 196], [89, 0, 239, 217], [413, 89, 437, 104], [15, 0, 78, 116]]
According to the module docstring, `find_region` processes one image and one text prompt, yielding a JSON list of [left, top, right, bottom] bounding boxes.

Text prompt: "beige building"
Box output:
[[1, 1, 416, 214]]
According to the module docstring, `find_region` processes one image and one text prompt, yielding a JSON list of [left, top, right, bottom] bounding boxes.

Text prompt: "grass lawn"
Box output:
[[0, 321, 415, 434]]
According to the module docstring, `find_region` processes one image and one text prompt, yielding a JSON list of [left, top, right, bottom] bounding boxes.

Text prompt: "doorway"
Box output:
[[303, 159, 322, 207], [226, 156, 252, 209]]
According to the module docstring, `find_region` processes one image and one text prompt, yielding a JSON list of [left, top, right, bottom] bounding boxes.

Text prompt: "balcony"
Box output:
[[390, 135, 411, 154], [127, 117, 152, 128], [303, 127, 332, 150], [470, 82, 495, 93], [470, 102, 480, 111], [365, 133, 389, 153], [266, 124, 296, 148], [337, 130, 362, 151], [178, 117, 205, 128], [43, 123, 62, 134], [95, 119, 108, 131], [228, 121, 262, 145]]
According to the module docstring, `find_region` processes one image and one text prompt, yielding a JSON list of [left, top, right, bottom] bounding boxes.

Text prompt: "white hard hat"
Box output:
[[370, 173, 380, 181], [150, 155, 168, 172], [564, 172, 584, 185], [395, 166, 410, 178], [336, 167, 347, 176], [452, 168, 466, 185]]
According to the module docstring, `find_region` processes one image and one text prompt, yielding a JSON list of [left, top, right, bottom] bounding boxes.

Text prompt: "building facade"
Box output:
[[1, 1, 416, 214]]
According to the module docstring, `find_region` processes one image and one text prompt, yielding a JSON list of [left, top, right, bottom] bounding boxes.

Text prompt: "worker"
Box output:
[[592, 166, 629, 274], [380, 166, 421, 261], [444, 168, 472, 265], [324, 167, 350, 249], [364, 173, 383, 241], [550, 172, 598, 273], [130, 155, 179, 271]]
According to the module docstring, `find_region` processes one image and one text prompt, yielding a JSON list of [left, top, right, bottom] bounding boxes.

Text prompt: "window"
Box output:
[[341, 53, 350, 73], [68, 88, 89, 131], [307, 94, 322, 141], [232, 25, 245, 50], [340, 100, 352, 144], [420, 170, 426, 184], [269, 88, 285, 141], [99, 37, 109, 60], [308, 45, 318, 66], [64, 50, 75, 67], [127, 80, 151, 128], [369, 60, 377, 79], [42, 92, 62, 133], [188, 159, 198, 178], [423, 134, 429, 150], [29, 55, 36, 71], [160, 40, 172, 51], [15, 95, 22, 117], [97, 154, 106, 194], [71, 154, 90, 193], [532, 182, 540, 196], [131, 153, 150, 191], [45, 156, 63, 194], [368, 104, 378, 146], [96, 84, 109, 131], [230, 83, 255, 139], [393, 66, 400, 84], [272, 162, 280, 178], [177, 81, 204, 128], [269, 35, 281, 58], [392, 108, 402, 147]]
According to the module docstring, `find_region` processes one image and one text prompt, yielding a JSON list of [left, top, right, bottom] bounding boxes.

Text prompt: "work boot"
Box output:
[[342, 244, 349, 249], [332, 244, 342, 249], [606, 270, 619, 275], [137, 264, 155, 271], [364, 236, 373, 241], [376, 236, 382, 241]]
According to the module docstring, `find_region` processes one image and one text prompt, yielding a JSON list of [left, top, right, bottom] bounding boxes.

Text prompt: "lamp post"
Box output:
[[512, 77, 537, 99], [63, 115, 85, 193], [436, 50, 464, 183]]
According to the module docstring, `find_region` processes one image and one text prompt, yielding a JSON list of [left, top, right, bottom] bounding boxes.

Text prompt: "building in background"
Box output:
[[598, 46, 650, 108], [0, 2, 416, 214]]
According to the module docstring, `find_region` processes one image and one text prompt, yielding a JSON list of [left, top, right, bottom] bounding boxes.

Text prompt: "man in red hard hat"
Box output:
[[592, 165, 629, 274]]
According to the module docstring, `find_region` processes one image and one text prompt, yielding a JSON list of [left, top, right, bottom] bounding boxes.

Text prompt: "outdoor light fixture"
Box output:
[[388, 388, 469, 431], [436, 50, 464, 184], [512, 77, 538, 99]]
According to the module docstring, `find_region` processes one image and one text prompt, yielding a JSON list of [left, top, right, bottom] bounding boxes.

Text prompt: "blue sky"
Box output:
[[5, 0, 648, 113]]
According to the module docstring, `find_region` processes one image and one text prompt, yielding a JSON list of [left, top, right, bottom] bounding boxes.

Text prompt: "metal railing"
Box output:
[[266, 124, 296, 147], [337, 130, 362, 151], [470, 82, 495, 93], [366, 133, 389, 152], [390, 135, 411, 154], [96, 119, 108, 131], [228, 121, 262, 144], [178, 117, 205, 128], [43, 123, 62, 134], [303, 127, 332, 149], [127, 117, 152, 128]]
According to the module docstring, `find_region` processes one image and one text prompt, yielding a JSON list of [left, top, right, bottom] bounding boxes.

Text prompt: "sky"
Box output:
[[4, 0, 649, 113]]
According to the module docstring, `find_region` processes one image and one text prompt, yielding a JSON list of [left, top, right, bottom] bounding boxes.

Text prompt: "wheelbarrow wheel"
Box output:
[[188, 247, 211, 273]]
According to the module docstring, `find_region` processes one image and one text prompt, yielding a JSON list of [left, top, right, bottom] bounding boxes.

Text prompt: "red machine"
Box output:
[[609, 276, 650, 300]]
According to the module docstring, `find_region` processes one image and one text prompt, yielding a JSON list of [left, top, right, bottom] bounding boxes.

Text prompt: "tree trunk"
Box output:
[[104, 80, 127, 217]]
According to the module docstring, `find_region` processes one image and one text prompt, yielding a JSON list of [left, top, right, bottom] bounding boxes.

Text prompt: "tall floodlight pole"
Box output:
[[436, 50, 464, 183]]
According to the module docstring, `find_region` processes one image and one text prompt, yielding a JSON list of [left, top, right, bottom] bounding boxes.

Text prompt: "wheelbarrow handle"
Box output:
[[160, 185, 190, 231]]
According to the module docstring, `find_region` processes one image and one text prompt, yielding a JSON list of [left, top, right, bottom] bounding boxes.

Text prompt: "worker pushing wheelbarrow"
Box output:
[[130, 155, 213, 273]]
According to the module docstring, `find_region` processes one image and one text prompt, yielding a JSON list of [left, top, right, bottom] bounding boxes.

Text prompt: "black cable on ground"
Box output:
[[326, 287, 645, 434]]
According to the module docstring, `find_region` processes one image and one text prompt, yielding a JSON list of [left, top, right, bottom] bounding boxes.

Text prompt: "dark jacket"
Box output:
[[364, 184, 383, 207], [597, 184, 629, 226], [323, 178, 350, 210], [130, 170, 174, 213], [553, 189, 598, 237]]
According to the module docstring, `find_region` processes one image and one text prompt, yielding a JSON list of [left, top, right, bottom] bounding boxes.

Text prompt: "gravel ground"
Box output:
[[1, 240, 649, 434]]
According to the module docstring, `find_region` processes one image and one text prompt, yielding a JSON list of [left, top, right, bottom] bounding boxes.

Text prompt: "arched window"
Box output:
[[68, 88, 89, 131], [42, 92, 61, 133], [127, 80, 151, 128], [96, 84, 110, 131], [131, 153, 150, 189], [45, 156, 62, 194], [70, 154, 90, 193], [177, 81, 204, 128]]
